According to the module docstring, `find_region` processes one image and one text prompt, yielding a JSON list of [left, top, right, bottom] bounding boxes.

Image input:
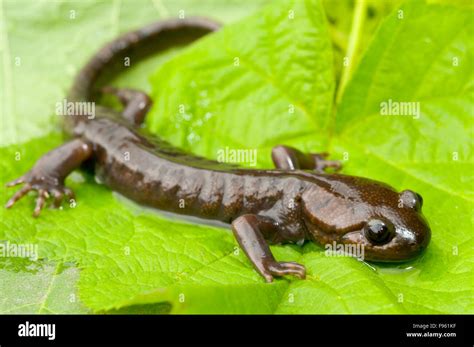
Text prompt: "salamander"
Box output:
[[5, 18, 431, 282]]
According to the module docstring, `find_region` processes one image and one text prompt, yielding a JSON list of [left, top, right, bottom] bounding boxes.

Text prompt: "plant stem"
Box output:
[[335, 0, 367, 104]]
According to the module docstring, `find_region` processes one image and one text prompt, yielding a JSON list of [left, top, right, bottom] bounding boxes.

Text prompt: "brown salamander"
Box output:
[[5, 18, 431, 282]]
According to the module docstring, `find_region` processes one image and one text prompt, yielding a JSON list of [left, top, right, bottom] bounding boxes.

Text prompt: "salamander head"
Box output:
[[341, 188, 431, 262], [301, 175, 431, 262]]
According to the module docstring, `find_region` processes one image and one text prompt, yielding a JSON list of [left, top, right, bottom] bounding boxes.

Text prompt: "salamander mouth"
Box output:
[[303, 219, 369, 258], [304, 215, 430, 262], [340, 226, 430, 262]]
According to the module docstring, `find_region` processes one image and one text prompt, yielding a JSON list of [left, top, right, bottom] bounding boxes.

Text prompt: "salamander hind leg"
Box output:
[[102, 86, 152, 126], [271, 145, 341, 173], [5, 139, 92, 217], [231, 214, 306, 282]]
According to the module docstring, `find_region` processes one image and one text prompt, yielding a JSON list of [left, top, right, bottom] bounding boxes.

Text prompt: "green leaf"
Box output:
[[0, 258, 89, 314], [1, 0, 473, 314], [0, 0, 276, 314], [0, 0, 269, 146], [4, 0, 340, 314], [147, 0, 335, 166], [142, 0, 473, 313], [332, 0, 474, 313]]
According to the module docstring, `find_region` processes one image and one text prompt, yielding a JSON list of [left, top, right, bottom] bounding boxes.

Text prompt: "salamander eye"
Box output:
[[364, 219, 394, 245], [400, 190, 423, 211], [415, 193, 423, 208]]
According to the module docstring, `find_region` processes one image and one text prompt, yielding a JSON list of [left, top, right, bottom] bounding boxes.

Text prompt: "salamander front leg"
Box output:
[[5, 138, 93, 217], [231, 214, 306, 282], [271, 145, 341, 173], [102, 86, 152, 126]]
